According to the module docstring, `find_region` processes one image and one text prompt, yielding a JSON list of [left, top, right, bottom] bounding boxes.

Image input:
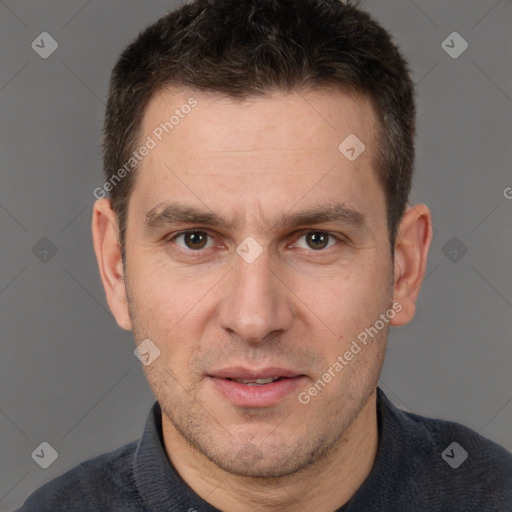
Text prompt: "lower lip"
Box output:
[[209, 376, 306, 407]]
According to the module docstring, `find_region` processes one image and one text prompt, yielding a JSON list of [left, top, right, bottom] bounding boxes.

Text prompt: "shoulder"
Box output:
[[15, 440, 143, 512], [391, 400, 512, 508]]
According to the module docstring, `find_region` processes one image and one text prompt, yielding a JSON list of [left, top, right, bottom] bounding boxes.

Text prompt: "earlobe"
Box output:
[[390, 204, 433, 327], [91, 198, 133, 331]]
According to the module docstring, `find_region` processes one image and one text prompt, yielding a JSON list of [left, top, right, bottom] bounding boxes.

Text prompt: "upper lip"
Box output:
[[208, 367, 303, 379]]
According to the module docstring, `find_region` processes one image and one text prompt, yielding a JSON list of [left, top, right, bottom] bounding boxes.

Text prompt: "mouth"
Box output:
[[207, 367, 306, 407], [227, 376, 284, 386]]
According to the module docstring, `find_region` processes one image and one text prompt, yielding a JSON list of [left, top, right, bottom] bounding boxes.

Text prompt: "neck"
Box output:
[[162, 390, 379, 512]]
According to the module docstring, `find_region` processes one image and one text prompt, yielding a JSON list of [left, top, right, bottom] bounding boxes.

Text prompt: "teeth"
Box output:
[[234, 377, 280, 385]]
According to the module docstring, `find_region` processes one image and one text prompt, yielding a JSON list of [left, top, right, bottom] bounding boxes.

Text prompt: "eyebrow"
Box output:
[[143, 201, 367, 233]]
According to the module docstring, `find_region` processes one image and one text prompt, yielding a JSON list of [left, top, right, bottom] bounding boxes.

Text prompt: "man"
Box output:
[[17, 0, 512, 510]]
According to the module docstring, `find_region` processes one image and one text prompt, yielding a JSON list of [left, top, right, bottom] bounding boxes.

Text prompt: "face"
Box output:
[[119, 87, 396, 477]]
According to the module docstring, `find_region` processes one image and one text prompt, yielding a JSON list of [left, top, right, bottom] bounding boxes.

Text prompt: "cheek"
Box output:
[[128, 259, 217, 352], [300, 260, 391, 343], [127, 264, 184, 339]]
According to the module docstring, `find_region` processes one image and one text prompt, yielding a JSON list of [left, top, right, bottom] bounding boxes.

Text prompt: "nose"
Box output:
[[217, 245, 294, 344]]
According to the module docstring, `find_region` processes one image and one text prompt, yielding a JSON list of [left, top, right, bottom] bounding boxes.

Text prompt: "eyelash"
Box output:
[[165, 229, 344, 256]]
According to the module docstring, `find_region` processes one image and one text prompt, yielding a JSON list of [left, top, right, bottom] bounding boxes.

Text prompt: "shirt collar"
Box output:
[[133, 401, 220, 511], [337, 387, 407, 510]]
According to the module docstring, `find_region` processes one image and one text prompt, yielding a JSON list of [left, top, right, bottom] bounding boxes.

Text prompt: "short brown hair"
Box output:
[[102, 0, 416, 261]]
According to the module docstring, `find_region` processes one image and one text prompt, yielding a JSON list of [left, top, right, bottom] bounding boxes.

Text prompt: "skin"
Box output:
[[92, 87, 432, 511]]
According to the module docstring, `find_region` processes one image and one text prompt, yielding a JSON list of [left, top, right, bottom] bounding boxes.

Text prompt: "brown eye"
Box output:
[[305, 232, 330, 250], [184, 231, 208, 249], [173, 230, 213, 251]]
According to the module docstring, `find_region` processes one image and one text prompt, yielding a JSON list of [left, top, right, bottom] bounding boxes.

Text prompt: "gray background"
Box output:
[[1, 0, 510, 510]]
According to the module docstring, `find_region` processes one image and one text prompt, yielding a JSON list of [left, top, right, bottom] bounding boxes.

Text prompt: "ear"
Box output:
[[91, 198, 132, 331], [390, 204, 433, 327]]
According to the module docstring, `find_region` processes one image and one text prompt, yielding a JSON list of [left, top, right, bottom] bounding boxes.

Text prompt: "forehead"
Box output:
[[142, 85, 377, 155], [130, 86, 384, 230]]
